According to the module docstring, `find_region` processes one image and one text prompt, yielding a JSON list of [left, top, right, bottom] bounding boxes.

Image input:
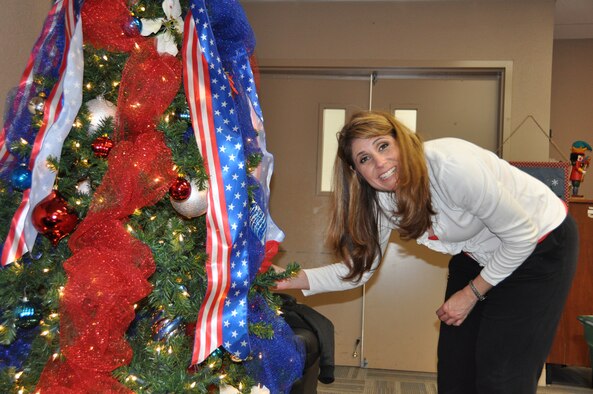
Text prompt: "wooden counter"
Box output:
[[547, 198, 593, 367]]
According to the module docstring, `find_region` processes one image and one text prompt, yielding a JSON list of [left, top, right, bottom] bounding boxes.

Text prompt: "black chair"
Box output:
[[277, 293, 335, 394], [290, 327, 322, 393]]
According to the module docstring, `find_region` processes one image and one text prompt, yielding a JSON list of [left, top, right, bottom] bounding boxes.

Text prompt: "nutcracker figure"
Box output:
[[570, 140, 592, 197]]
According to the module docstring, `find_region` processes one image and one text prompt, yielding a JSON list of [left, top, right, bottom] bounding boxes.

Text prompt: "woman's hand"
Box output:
[[272, 265, 311, 291], [435, 287, 478, 326], [436, 275, 492, 326]]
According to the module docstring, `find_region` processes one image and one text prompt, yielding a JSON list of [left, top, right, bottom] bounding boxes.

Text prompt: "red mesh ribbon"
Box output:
[[116, 41, 183, 139], [36, 0, 180, 391], [37, 133, 175, 393], [81, 0, 140, 53]]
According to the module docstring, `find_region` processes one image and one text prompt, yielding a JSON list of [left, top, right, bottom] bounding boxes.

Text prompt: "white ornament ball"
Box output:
[[170, 180, 208, 218], [86, 97, 117, 134], [75, 179, 91, 195]]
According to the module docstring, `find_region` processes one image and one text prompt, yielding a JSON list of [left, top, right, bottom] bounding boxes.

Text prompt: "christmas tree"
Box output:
[[0, 0, 303, 392]]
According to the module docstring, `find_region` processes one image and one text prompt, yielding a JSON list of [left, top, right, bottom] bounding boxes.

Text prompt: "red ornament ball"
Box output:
[[91, 135, 114, 158], [32, 191, 79, 246], [169, 177, 191, 201]]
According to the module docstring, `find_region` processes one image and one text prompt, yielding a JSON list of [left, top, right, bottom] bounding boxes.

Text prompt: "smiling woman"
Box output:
[[275, 110, 579, 394], [351, 136, 400, 192]]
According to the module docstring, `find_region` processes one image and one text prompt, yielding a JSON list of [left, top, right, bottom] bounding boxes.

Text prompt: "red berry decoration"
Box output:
[[169, 177, 191, 201], [32, 191, 79, 246], [91, 135, 114, 158]]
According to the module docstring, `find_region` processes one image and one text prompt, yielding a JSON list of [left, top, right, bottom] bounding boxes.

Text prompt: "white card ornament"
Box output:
[[86, 97, 117, 134], [170, 180, 208, 218]]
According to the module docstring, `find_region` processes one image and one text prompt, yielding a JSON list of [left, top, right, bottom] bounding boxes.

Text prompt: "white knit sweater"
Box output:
[[303, 138, 567, 295]]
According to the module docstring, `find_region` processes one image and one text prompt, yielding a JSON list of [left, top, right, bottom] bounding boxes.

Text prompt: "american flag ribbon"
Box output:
[[183, 1, 254, 364], [1, 0, 84, 266]]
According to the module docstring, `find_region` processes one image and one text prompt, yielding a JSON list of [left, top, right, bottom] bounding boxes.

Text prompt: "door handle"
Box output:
[[352, 338, 361, 358]]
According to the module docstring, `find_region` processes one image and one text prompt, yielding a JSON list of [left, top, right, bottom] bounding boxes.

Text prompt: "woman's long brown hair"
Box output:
[[327, 111, 434, 282]]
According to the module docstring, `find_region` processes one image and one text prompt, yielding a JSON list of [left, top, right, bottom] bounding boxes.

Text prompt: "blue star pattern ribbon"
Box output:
[[184, 0, 256, 364]]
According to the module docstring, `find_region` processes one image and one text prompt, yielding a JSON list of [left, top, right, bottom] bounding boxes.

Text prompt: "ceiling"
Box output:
[[554, 0, 593, 39], [242, 0, 593, 39]]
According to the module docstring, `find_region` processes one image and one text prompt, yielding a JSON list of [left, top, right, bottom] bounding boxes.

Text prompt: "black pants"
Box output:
[[437, 214, 579, 394]]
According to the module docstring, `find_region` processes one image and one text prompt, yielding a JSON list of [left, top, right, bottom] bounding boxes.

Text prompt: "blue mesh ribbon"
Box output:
[[1, 1, 67, 180], [184, 4, 303, 391], [245, 294, 305, 393], [0, 327, 38, 372]]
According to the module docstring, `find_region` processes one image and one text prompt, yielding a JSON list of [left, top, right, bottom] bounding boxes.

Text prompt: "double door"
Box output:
[[258, 68, 502, 372]]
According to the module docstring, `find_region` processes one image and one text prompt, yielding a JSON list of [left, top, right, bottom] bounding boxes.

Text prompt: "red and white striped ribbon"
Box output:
[[182, 12, 233, 365], [1, 0, 83, 266]]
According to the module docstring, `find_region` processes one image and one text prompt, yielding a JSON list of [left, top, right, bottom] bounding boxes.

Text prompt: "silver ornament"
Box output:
[[27, 96, 45, 115], [170, 180, 208, 218], [86, 97, 117, 134], [152, 315, 184, 342]]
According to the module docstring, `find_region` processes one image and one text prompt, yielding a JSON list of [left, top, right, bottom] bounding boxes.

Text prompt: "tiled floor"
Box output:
[[316, 365, 593, 394], [546, 364, 592, 392]]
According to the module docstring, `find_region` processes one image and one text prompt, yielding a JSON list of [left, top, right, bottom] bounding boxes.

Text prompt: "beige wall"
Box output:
[[242, 0, 557, 162], [5, 2, 579, 167], [2, 1, 575, 189], [550, 39, 593, 199]]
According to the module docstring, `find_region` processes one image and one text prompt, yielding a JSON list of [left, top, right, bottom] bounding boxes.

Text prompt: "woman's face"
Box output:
[[351, 134, 400, 192]]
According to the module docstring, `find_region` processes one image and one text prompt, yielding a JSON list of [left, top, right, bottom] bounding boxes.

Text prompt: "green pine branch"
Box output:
[[0, 1, 298, 392]]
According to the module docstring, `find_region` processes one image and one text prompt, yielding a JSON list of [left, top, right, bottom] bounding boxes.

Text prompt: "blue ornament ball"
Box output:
[[29, 238, 44, 261], [13, 299, 42, 329], [10, 166, 32, 191], [122, 17, 142, 37]]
